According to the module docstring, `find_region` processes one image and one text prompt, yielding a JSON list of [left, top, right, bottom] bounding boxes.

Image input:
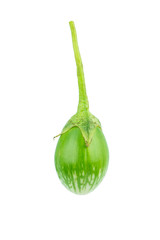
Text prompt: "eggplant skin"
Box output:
[[55, 127, 109, 194]]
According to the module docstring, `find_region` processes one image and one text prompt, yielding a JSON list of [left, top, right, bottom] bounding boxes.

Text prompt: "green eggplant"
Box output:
[[54, 21, 109, 194]]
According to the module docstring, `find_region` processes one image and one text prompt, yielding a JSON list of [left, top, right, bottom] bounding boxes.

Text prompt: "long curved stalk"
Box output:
[[69, 21, 89, 113]]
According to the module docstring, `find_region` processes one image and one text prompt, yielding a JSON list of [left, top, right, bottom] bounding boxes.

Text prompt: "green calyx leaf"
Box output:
[[54, 111, 101, 147]]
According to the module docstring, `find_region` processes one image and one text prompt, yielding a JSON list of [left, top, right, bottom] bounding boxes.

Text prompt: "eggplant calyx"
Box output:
[[54, 111, 101, 147]]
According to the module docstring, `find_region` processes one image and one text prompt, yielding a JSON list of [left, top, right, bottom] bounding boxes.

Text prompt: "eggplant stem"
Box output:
[[69, 21, 89, 113]]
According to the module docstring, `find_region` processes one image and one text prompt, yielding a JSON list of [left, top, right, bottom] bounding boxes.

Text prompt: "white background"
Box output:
[[0, 0, 160, 239]]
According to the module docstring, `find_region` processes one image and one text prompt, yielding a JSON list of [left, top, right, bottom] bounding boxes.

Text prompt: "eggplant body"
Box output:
[[55, 127, 109, 194]]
